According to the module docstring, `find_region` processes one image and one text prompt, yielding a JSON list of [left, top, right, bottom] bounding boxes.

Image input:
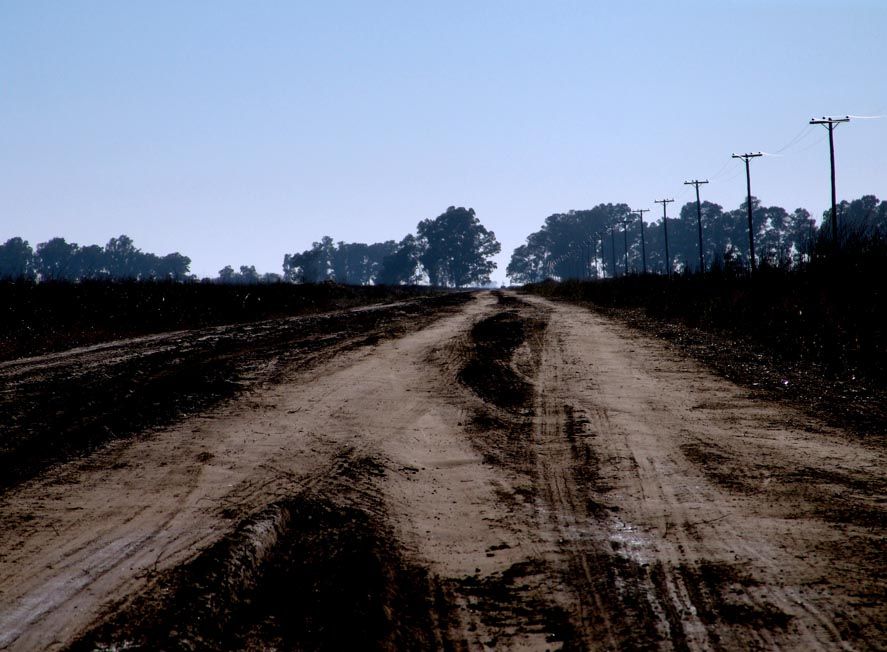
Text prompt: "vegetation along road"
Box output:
[[0, 292, 883, 650]]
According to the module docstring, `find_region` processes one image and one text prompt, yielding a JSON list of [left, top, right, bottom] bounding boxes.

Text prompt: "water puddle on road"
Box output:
[[607, 515, 657, 564]]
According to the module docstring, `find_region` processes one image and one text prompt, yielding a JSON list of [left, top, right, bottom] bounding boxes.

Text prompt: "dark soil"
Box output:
[[450, 559, 580, 650], [457, 296, 547, 413], [0, 280, 449, 362], [611, 305, 887, 442], [452, 296, 674, 649], [673, 561, 793, 643], [523, 277, 887, 442], [0, 292, 472, 493], [680, 439, 887, 529], [67, 454, 447, 652], [454, 295, 808, 650], [455, 293, 549, 473]]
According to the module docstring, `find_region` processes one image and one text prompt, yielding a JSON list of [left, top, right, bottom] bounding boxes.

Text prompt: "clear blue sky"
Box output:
[[2, 1, 885, 280]]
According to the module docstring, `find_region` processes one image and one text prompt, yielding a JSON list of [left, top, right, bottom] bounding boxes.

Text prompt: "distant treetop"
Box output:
[[0, 235, 191, 282]]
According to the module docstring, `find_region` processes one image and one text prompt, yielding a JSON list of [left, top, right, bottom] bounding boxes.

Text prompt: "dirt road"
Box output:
[[0, 292, 883, 650]]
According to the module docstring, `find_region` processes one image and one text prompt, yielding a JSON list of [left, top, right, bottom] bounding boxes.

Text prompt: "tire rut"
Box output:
[[67, 449, 450, 652], [6, 290, 882, 650], [524, 294, 885, 650], [0, 294, 471, 493]]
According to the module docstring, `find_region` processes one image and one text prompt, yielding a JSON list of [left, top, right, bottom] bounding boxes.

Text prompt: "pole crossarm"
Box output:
[[809, 116, 850, 126], [731, 153, 763, 161]]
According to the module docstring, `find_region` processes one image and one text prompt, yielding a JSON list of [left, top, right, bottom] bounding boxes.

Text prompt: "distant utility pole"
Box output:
[[654, 199, 674, 276], [621, 218, 630, 275], [592, 231, 604, 278], [731, 152, 763, 274], [597, 231, 605, 278], [632, 208, 650, 274], [610, 224, 617, 278], [684, 180, 709, 273], [810, 116, 850, 248]]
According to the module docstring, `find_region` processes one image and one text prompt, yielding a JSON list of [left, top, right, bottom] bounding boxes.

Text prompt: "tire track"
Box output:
[[524, 294, 886, 650]]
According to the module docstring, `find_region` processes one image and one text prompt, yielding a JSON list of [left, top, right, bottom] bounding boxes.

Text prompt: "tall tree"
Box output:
[[331, 241, 364, 284], [364, 240, 398, 283], [0, 237, 36, 280], [330, 240, 397, 285], [105, 235, 142, 279], [283, 237, 334, 283], [416, 206, 500, 287], [238, 265, 260, 283], [155, 252, 191, 281], [36, 237, 79, 281], [218, 265, 236, 282], [507, 204, 631, 282], [836, 195, 887, 239], [74, 245, 108, 280], [377, 235, 422, 285], [506, 243, 547, 284]]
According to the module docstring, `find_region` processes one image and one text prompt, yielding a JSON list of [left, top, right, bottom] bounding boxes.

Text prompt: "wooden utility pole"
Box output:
[[610, 224, 617, 278], [654, 199, 674, 276], [684, 180, 709, 273], [598, 232, 606, 278], [632, 208, 650, 274], [810, 116, 850, 248], [621, 218, 630, 275], [731, 153, 762, 274]]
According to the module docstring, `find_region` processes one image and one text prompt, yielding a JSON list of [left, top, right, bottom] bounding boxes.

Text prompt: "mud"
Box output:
[[576, 300, 887, 443], [0, 293, 471, 492], [453, 293, 549, 478], [69, 453, 444, 652], [1, 291, 884, 651], [449, 559, 579, 650], [456, 293, 547, 413]]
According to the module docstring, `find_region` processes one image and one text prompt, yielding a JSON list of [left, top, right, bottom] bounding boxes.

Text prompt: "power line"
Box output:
[[772, 123, 816, 154], [675, 184, 694, 203], [707, 159, 733, 181], [714, 166, 745, 184], [684, 180, 709, 273], [731, 152, 763, 274], [795, 131, 828, 154]]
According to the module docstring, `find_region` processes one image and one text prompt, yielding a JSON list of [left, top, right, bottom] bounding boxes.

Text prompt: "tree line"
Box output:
[[0, 235, 192, 282], [507, 194, 887, 283], [0, 206, 502, 287], [283, 206, 500, 287]]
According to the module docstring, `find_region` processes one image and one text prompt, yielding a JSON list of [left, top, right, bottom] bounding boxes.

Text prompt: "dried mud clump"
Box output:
[[457, 297, 548, 413], [69, 458, 446, 651], [449, 559, 580, 650], [453, 295, 549, 473]]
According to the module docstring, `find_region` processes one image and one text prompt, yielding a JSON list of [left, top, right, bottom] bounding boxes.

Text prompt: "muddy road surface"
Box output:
[[0, 292, 883, 650]]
